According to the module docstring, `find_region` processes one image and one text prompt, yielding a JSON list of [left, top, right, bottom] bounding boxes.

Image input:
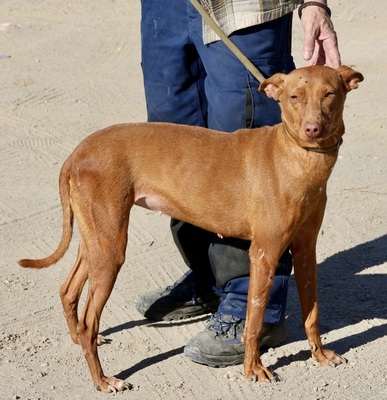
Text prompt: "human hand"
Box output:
[[300, 2, 341, 68]]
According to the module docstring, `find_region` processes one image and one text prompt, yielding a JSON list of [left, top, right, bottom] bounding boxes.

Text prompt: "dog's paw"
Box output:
[[312, 348, 346, 367], [95, 376, 132, 393], [244, 364, 276, 383]]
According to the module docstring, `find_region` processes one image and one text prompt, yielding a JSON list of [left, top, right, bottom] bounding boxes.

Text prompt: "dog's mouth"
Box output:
[[301, 128, 343, 153], [285, 120, 343, 153]]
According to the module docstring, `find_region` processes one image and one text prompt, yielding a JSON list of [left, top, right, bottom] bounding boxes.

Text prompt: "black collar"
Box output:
[[303, 138, 343, 153]]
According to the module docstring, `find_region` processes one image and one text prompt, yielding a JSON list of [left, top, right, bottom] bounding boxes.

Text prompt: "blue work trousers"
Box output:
[[140, 0, 295, 323]]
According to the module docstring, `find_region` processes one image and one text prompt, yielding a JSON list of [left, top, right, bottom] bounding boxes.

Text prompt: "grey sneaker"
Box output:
[[135, 272, 221, 321], [184, 313, 287, 367]]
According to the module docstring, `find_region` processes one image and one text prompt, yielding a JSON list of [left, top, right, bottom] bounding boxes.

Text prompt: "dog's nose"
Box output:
[[304, 122, 322, 139]]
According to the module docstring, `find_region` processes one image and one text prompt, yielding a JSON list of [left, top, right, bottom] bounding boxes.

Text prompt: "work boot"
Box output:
[[184, 312, 287, 367], [136, 272, 221, 321]]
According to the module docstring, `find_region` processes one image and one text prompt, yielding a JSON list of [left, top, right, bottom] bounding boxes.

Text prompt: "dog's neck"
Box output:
[[302, 137, 343, 154]]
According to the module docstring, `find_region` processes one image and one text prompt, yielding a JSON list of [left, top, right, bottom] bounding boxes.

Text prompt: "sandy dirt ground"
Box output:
[[1, 1, 386, 399]]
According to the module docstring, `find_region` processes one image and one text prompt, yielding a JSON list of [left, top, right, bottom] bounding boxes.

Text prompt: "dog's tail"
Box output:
[[18, 163, 73, 269]]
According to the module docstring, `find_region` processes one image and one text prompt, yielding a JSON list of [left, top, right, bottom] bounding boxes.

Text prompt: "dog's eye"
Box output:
[[290, 95, 298, 100], [324, 92, 335, 98]]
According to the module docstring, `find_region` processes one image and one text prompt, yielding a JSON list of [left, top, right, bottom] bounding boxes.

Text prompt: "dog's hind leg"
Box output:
[[65, 162, 133, 391], [73, 192, 132, 392], [59, 239, 88, 345], [76, 231, 129, 392]]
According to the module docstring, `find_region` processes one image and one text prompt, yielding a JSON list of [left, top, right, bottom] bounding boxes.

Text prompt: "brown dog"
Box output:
[[19, 65, 363, 392]]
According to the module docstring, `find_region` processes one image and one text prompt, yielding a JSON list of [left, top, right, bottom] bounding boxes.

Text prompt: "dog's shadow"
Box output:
[[115, 346, 186, 381], [104, 234, 387, 379], [281, 233, 387, 368]]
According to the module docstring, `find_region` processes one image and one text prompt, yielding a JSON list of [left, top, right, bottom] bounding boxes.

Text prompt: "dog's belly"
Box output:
[[134, 194, 177, 216], [133, 192, 253, 240]]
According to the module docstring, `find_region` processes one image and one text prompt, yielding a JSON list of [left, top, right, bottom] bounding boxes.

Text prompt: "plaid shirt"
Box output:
[[201, 0, 303, 43]]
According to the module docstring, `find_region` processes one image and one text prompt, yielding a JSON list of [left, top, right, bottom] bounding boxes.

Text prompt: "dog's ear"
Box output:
[[259, 73, 285, 101], [336, 65, 364, 91]]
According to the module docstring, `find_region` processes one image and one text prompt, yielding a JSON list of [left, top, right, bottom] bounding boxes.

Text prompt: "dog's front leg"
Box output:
[[291, 218, 345, 367], [242, 242, 278, 382]]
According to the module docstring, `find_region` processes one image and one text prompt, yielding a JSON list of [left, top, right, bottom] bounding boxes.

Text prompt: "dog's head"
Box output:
[[259, 65, 364, 145]]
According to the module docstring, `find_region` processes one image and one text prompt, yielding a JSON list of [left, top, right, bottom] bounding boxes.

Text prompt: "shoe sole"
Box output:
[[136, 299, 220, 322], [184, 346, 243, 367]]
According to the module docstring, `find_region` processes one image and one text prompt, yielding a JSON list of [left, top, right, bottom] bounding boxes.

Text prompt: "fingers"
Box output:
[[305, 38, 341, 68], [302, 28, 316, 63], [322, 37, 341, 68], [300, 5, 341, 68]]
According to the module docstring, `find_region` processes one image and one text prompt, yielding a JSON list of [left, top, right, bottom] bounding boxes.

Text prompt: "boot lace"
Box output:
[[208, 312, 242, 338]]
